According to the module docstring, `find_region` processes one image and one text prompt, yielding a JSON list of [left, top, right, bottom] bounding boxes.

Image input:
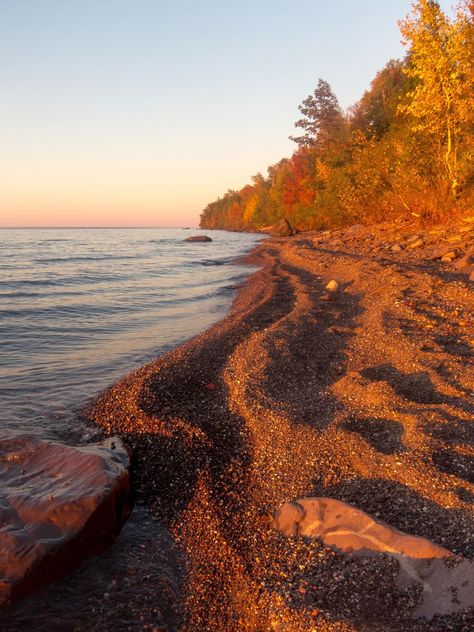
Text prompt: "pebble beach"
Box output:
[[5, 218, 473, 631]]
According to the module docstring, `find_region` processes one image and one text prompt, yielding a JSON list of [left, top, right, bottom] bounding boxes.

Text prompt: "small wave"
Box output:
[[34, 254, 143, 264], [149, 238, 179, 244], [194, 258, 231, 267], [0, 273, 123, 289], [38, 239, 71, 244]]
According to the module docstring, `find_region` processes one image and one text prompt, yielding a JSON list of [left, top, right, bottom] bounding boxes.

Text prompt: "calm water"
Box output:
[[0, 228, 263, 443]]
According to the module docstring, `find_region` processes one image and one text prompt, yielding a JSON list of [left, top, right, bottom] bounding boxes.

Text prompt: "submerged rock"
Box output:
[[272, 497, 474, 620], [185, 235, 212, 242], [0, 436, 132, 607]]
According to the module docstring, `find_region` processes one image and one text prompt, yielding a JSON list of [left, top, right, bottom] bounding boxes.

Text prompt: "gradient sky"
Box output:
[[0, 0, 455, 227]]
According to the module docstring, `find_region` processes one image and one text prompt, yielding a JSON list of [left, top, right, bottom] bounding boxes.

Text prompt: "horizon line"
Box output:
[[0, 225, 202, 230]]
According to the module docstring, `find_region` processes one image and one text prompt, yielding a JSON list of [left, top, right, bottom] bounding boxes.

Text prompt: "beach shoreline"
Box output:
[[86, 217, 474, 630], [4, 218, 472, 631]]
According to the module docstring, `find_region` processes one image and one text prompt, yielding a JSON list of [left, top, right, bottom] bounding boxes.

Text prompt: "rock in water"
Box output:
[[0, 436, 132, 606], [272, 497, 474, 620], [185, 235, 212, 242]]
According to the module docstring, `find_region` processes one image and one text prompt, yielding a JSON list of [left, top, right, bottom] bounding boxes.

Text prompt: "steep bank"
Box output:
[[85, 217, 474, 631]]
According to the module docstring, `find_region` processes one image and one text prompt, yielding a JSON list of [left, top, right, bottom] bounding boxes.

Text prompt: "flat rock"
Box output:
[[0, 436, 132, 606], [454, 245, 474, 269], [429, 244, 455, 260], [185, 235, 212, 242], [272, 497, 474, 620], [440, 250, 458, 262], [407, 238, 424, 249]]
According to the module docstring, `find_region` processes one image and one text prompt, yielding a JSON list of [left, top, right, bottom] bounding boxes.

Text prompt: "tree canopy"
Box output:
[[200, 1, 474, 231]]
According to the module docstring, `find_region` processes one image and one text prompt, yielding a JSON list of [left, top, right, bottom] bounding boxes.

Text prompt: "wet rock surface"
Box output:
[[0, 436, 132, 607], [184, 235, 212, 242], [0, 506, 182, 632]]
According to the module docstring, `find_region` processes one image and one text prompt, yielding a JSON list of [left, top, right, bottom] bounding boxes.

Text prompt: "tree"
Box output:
[[290, 79, 346, 150], [398, 0, 474, 198], [350, 59, 408, 139]]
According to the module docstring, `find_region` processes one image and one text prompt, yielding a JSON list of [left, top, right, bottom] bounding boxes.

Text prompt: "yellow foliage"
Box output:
[[398, 0, 474, 196], [243, 194, 259, 225]]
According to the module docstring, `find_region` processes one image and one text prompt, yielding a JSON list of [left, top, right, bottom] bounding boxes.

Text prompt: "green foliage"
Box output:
[[289, 79, 347, 150]]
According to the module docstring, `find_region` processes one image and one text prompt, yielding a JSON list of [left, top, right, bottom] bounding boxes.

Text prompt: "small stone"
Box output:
[[408, 239, 424, 249], [326, 280, 339, 292], [391, 244, 402, 252], [441, 251, 458, 262]]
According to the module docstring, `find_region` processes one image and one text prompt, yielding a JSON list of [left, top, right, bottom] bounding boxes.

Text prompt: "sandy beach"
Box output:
[[86, 218, 474, 631]]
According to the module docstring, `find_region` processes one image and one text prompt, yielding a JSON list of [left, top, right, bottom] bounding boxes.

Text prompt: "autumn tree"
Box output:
[[290, 79, 347, 151], [350, 59, 408, 139], [200, 1, 474, 232], [398, 0, 474, 199]]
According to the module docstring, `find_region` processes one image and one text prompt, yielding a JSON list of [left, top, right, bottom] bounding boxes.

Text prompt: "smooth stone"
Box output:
[[407, 238, 424, 249], [440, 251, 458, 262], [391, 244, 403, 252], [326, 280, 339, 292], [272, 497, 474, 620], [0, 436, 132, 607], [185, 235, 212, 242]]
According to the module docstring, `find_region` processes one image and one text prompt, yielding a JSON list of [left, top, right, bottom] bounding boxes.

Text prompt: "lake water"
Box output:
[[0, 228, 263, 443]]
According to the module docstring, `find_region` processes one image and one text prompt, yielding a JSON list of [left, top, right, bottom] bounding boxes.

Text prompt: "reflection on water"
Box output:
[[0, 227, 263, 442]]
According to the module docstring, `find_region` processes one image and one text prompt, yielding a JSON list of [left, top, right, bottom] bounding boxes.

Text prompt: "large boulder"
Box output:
[[185, 235, 212, 242], [0, 436, 132, 606], [268, 218, 295, 237]]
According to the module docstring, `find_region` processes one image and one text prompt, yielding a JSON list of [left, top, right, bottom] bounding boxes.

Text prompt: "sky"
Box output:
[[0, 0, 455, 228]]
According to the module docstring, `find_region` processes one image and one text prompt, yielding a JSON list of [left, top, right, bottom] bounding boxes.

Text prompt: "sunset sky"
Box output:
[[0, 0, 454, 228]]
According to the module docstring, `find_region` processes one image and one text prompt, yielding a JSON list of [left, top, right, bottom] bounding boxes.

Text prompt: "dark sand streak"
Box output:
[[88, 225, 474, 631]]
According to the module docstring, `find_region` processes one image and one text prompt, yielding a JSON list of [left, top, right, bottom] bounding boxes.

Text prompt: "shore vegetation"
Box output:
[[200, 0, 474, 231]]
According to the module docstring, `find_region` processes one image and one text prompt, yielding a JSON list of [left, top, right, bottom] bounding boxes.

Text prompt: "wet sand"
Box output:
[[85, 219, 473, 630]]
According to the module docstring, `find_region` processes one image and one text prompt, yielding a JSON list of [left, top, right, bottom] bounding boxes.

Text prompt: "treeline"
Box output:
[[200, 1, 473, 231]]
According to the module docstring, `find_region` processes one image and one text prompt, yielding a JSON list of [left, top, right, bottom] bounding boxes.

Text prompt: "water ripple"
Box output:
[[0, 227, 263, 443]]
